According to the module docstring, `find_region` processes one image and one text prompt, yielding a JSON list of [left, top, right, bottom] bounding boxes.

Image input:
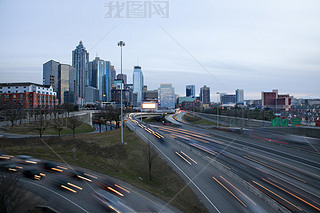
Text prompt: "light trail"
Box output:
[[220, 176, 256, 205], [213, 177, 247, 207], [263, 178, 320, 211], [244, 156, 306, 183], [206, 156, 231, 170], [175, 152, 192, 165], [180, 151, 197, 164], [253, 181, 302, 211]]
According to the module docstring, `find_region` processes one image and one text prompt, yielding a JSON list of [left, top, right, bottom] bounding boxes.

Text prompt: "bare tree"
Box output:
[[96, 117, 105, 133], [67, 117, 82, 137], [52, 118, 65, 138], [7, 109, 19, 127], [0, 172, 23, 213], [100, 147, 111, 168], [34, 115, 49, 138], [144, 141, 158, 180], [110, 143, 127, 172]]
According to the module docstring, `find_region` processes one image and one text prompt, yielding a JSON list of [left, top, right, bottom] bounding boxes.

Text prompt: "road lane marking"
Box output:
[[136, 128, 221, 213], [206, 156, 231, 170], [243, 156, 306, 183]]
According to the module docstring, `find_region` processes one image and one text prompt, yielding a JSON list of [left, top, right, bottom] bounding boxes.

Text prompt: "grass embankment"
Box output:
[[0, 128, 207, 213], [184, 113, 219, 126], [7, 118, 95, 135]]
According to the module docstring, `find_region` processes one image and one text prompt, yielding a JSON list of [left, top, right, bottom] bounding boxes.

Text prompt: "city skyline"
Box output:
[[0, 0, 319, 100]]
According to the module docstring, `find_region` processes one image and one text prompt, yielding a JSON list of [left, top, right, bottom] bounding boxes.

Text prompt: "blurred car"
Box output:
[[92, 189, 134, 212], [96, 178, 130, 197], [0, 152, 14, 160], [52, 178, 83, 193], [42, 161, 67, 172], [68, 169, 97, 182], [23, 169, 46, 180], [14, 155, 40, 165], [0, 163, 22, 172]]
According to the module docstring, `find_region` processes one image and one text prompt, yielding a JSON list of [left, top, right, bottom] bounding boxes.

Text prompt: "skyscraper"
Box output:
[[72, 41, 89, 104], [236, 89, 244, 104], [111, 65, 116, 87], [133, 66, 144, 106], [186, 85, 195, 97], [58, 64, 76, 104], [43, 60, 76, 104], [43, 60, 59, 92], [88, 57, 112, 102], [200, 85, 210, 104], [116, 74, 127, 85], [159, 83, 175, 109]]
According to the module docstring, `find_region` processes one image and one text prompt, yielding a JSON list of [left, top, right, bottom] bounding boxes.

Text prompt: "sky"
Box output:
[[0, 0, 319, 100]]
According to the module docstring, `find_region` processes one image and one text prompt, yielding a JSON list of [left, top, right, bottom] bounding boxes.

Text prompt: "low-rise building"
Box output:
[[0, 82, 57, 109]]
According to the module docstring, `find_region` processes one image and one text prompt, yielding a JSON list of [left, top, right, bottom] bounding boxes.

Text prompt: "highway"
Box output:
[[0, 157, 178, 212], [162, 112, 320, 213], [126, 113, 276, 213], [192, 112, 320, 153]]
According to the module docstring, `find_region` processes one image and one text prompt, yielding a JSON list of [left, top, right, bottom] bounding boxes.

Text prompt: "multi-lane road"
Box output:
[[0, 156, 178, 212], [126, 112, 320, 213], [126, 113, 276, 213]]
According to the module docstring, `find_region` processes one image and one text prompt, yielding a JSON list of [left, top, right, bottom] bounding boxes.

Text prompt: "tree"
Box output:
[[110, 143, 127, 172], [52, 118, 65, 138], [7, 109, 19, 127], [94, 117, 105, 133], [101, 147, 111, 168], [34, 115, 49, 138], [67, 117, 82, 137], [144, 141, 158, 180], [0, 172, 23, 213]]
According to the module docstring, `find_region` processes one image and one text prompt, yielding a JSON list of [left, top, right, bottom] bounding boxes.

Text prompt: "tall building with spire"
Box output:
[[72, 41, 89, 104], [133, 66, 144, 106]]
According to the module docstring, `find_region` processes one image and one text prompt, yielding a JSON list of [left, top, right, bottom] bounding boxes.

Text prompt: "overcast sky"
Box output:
[[0, 0, 319, 100]]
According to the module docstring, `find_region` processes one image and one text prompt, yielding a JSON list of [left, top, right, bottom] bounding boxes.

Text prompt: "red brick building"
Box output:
[[261, 89, 291, 111], [0, 83, 57, 109]]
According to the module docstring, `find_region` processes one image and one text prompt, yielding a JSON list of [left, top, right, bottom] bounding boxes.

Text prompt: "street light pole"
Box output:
[[118, 41, 125, 144], [216, 92, 219, 128]]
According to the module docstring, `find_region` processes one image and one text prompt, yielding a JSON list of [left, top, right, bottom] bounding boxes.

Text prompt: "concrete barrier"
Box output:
[[263, 126, 320, 138]]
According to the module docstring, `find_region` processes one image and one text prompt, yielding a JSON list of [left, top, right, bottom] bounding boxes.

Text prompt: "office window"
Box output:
[[20, 94, 23, 98]]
